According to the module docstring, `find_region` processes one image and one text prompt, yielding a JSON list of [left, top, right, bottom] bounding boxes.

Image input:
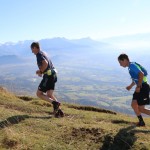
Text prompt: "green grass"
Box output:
[[0, 87, 150, 150]]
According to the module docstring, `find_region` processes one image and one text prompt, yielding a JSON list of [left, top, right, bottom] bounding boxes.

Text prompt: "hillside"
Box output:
[[0, 87, 150, 150]]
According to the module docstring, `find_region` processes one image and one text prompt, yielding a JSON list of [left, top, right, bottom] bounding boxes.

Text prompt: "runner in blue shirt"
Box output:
[[118, 53, 150, 126], [31, 42, 64, 117]]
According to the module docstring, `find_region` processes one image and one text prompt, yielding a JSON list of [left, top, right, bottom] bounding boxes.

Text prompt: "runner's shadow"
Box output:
[[100, 124, 150, 150], [100, 126, 136, 150], [0, 115, 52, 129]]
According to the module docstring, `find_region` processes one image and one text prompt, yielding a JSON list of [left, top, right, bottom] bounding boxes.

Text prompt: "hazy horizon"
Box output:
[[1, 0, 150, 43]]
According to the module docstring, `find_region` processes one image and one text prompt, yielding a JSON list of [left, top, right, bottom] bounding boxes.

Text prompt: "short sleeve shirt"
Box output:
[[128, 62, 142, 84], [36, 51, 54, 72]]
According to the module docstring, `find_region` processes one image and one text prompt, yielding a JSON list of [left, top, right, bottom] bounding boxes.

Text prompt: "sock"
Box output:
[[52, 101, 59, 104], [52, 101, 55, 104], [137, 115, 145, 123]]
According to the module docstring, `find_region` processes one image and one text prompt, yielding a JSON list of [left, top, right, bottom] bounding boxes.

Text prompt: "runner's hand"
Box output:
[[126, 85, 132, 91], [36, 70, 42, 77]]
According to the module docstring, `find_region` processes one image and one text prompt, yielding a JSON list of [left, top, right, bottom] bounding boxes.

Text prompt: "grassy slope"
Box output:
[[0, 87, 150, 150]]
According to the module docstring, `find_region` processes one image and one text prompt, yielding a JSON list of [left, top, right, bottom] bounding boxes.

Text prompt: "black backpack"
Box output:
[[134, 62, 148, 76]]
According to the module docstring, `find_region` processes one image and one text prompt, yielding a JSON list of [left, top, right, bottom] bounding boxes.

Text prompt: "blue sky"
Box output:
[[1, 0, 150, 43]]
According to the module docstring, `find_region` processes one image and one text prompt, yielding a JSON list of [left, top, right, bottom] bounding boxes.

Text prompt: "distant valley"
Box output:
[[0, 36, 150, 115]]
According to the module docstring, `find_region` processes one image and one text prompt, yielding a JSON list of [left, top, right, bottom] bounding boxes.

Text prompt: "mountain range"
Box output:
[[0, 34, 150, 115]]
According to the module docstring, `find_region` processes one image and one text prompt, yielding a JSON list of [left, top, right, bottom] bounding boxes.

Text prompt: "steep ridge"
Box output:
[[0, 87, 150, 150]]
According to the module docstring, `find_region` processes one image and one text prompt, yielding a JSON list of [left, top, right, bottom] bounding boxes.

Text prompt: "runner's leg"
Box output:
[[36, 90, 54, 103], [47, 90, 58, 101], [139, 105, 150, 115], [131, 100, 141, 116]]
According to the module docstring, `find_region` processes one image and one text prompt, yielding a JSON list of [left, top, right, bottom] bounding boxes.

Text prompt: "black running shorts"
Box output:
[[38, 74, 57, 93], [132, 83, 150, 106]]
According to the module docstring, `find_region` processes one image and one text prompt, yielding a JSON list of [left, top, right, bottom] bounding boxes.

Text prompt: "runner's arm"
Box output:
[[126, 81, 135, 91], [39, 59, 48, 73], [130, 81, 136, 87], [137, 72, 144, 88]]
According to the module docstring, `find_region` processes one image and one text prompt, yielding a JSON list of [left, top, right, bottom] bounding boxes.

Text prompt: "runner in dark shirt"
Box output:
[[31, 42, 64, 117]]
